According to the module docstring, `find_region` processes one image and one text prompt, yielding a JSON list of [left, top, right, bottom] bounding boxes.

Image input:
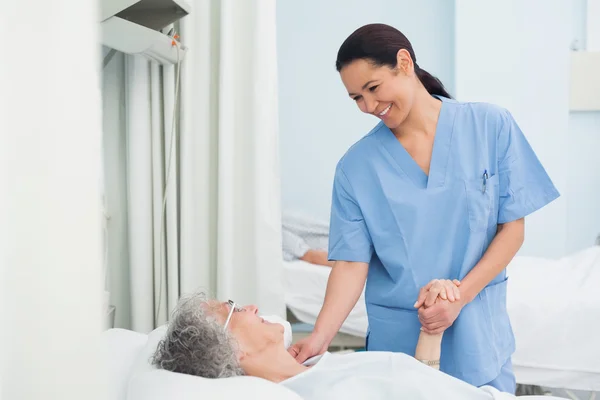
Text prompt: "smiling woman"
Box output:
[[337, 23, 450, 110], [288, 23, 560, 394], [337, 24, 451, 135], [152, 293, 293, 380]]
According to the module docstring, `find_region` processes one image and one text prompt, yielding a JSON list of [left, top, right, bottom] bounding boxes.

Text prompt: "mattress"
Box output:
[[283, 246, 600, 391]]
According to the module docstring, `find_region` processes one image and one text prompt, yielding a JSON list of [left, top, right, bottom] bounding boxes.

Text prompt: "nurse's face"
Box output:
[[340, 50, 417, 130]]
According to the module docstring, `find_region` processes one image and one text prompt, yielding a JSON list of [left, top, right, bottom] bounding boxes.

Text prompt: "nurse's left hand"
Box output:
[[417, 299, 465, 335]]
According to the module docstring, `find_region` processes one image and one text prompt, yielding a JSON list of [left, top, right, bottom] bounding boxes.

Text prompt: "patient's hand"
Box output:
[[414, 279, 464, 335], [413, 279, 461, 309], [301, 249, 335, 268]]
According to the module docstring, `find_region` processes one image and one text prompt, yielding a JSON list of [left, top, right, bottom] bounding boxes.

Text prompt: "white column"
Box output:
[[0, 0, 106, 398]]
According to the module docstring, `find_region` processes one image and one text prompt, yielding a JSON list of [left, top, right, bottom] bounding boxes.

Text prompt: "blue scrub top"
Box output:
[[328, 96, 560, 386]]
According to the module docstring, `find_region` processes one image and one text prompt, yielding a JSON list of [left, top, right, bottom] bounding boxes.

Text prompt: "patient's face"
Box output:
[[209, 301, 285, 358]]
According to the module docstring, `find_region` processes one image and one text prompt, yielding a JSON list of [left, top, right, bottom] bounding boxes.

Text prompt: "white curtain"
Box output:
[[124, 54, 182, 331], [0, 0, 106, 399], [117, 0, 284, 333]]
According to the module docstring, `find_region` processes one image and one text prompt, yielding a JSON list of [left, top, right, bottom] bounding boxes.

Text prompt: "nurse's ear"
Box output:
[[395, 49, 415, 76]]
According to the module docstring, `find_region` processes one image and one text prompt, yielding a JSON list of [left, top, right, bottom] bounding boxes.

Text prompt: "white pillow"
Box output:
[[102, 328, 148, 400], [128, 369, 303, 400], [127, 325, 302, 400], [129, 325, 168, 376]]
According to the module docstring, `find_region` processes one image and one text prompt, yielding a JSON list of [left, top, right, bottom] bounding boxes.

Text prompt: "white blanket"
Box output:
[[281, 351, 566, 400]]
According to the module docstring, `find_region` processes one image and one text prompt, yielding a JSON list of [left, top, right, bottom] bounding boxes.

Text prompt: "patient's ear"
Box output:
[[238, 350, 248, 362]]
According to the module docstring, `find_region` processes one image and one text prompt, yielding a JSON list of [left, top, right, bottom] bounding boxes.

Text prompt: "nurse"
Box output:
[[288, 23, 560, 393]]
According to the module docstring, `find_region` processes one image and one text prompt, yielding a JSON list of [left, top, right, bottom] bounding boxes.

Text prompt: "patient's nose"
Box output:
[[243, 305, 258, 314]]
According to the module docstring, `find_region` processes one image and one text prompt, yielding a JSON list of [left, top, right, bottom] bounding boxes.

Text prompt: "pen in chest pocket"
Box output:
[[482, 170, 488, 193]]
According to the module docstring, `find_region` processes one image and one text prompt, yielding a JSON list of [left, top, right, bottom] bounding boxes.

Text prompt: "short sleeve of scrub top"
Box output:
[[496, 109, 560, 223], [328, 166, 374, 263]]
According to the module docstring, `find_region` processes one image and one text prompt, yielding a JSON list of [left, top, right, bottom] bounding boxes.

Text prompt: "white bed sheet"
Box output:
[[507, 246, 600, 391], [283, 246, 600, 391]]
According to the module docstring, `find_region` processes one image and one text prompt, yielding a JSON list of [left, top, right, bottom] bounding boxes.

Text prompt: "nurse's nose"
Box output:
[[243, 304, 258, 314], [364, 96, 378, 114]]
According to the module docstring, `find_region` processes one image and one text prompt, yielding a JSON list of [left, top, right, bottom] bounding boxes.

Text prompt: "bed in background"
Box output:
[[283, 245, 600, 395], [284, 259, 366, 350]]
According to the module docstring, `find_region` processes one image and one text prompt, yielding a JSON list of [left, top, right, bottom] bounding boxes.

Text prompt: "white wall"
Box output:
[[102, 46, 132, 329], [455, 0, 571, 258], [455, 0, 600, 258], [572, 0, 588, 50], [279, 0, 599, 257], [277, 0, 455, 222]]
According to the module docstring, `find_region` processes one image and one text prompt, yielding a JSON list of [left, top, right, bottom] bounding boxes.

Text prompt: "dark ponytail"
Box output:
[[336, 23, 452, 99], [414, 67, 451, 98]]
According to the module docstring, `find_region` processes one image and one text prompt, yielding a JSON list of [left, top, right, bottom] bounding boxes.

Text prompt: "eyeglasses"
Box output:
[[223, 300, 244, 331]]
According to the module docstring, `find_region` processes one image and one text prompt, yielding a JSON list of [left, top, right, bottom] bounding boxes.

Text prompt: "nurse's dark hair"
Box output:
[[336, 23, 452, 99]]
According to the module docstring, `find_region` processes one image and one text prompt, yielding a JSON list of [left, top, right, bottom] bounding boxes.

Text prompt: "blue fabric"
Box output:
[[483, 357, 516, 394], [328, 96, 559, 387]]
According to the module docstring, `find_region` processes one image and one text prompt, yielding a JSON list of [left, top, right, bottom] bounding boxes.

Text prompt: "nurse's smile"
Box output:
[[377, 104, 392, 119]]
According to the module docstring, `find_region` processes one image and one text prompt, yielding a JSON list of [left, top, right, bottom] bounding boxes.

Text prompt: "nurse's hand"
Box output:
[[413, 279, 461, 309], [418, 298, 465, 335], [288, 332, 329, 364]]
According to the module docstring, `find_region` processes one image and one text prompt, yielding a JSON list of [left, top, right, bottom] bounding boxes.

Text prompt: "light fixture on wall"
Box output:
[[100, 0, 191, 64]]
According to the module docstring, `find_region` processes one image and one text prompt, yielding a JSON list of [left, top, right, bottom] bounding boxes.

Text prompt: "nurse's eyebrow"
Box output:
[[348, 80, 378, 97]]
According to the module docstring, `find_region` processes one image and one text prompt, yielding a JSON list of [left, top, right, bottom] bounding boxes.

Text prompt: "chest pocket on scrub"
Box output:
[[464, 174, 499, 232]]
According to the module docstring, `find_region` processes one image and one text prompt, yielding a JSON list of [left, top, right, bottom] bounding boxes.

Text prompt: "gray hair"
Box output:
[[152, 292, 244, 378]]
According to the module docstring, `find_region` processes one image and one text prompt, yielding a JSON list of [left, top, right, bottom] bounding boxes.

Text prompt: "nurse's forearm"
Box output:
[[461, 218, 524, 303], [313, 261, 368, 344], [415, 332, 443, 370]]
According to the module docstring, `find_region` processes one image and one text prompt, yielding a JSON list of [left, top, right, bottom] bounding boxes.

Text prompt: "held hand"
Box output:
[[287, 332, 329, 364], [418, 298, 464, 335], [414, 279, 461, 309]]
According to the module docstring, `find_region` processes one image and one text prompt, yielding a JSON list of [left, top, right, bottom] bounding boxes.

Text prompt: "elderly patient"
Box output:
[[152, 285, 532, 400]]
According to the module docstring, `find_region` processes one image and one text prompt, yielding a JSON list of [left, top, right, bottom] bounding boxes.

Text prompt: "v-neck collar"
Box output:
[[376, 95, 457, 190]]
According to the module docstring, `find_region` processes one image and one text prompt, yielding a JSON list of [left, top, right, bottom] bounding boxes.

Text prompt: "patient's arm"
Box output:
[[414, 280, 459, 370], [301, 249, 335, 267], [414, 328, 443, 370]]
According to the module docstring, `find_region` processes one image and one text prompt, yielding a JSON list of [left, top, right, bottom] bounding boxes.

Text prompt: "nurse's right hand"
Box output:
[[288, 332, 329, 363]]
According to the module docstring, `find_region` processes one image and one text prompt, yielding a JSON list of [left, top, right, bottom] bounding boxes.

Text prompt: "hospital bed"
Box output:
[[283, 245, 600, 396], [284, 261, 367, 349], [104, 326, 568, 399]]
